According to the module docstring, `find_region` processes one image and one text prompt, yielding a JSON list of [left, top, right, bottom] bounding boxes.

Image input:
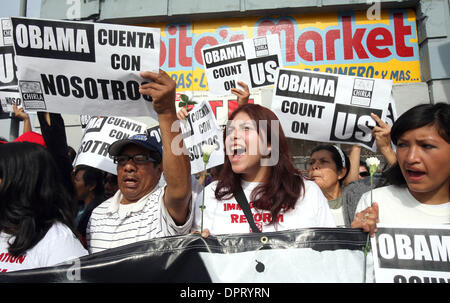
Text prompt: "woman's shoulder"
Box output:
[[302, 178, 323, 193], [45, 222, 78, 240], [371, 184, 406, 196]]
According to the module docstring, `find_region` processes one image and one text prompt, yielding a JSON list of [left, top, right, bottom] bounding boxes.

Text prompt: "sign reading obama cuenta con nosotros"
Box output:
[[270, 68, 393, 152], [10, 17, 160, 118], [73, 116, 147, 175]]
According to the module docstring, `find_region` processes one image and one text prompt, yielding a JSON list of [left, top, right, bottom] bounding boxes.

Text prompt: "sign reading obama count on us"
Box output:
[[271, 68, 392, 151], [73, 116, 147, 175], [10, 17, 160, 118], [202, 34, 281, 96], [371, 224, 450, 283]]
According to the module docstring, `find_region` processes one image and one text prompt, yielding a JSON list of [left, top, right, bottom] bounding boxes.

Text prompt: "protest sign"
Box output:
[[0, 18, 17, 89], [201, 34, 281, 96], [371, 224, 450, 283], [146, 124, 162, 143], [73, 116, 147, 174], [0, 227, 373, 283], [10, 17, 160, 118], [0, 90, 23, 113], [179, 100, 224, 175], [271, 68, 393, 151]]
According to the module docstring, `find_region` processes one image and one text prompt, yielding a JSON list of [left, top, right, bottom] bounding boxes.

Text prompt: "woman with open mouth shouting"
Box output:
[[192, 104, 335, 236], [352, 103, 450, 237]]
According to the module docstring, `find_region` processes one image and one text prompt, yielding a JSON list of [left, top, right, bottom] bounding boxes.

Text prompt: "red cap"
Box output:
[[13, 131, 46, 148]]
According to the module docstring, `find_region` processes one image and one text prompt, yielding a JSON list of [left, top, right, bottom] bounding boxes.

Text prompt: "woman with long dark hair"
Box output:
[[352, 103, 450, 235], [192, 104, 335, 234], [0, 142, 87, 272]]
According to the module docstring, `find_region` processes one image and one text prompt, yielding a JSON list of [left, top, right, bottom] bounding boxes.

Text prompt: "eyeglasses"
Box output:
[[359, 171, 370, 177], [113, 154, 155, 165]]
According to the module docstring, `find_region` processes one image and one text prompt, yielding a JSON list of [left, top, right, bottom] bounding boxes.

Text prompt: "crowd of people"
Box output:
[[0, 69, 449, 280]]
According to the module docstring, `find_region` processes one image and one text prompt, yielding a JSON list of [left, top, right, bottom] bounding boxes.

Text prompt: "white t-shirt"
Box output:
[[0, 222, 87, 273], [356, 185, 450, 224], [330, 207, 345, 227], [87, 184, 194, 254], [192, 179, 335, 235]]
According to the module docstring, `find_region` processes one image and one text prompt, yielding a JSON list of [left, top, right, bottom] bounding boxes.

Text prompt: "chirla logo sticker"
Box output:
[[351, 78, 374, 106]]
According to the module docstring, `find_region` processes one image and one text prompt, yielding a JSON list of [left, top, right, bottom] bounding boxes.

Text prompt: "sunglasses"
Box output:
[[359, 171, 370, 177], [113, 154, 155, 166]]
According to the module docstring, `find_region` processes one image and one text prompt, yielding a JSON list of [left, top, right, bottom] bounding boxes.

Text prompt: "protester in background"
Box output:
[[307, 144, 354, 227], [103, 172, 119, 199], [37, 111, 75, 198], [11, 103, 47, 147], [87, 70, 193, 253], [358, 160, 370, 179], [67, 146, 77, 165], [193, 104, 335, 235], [72, 165, 105, 247], [353, 103, 450, 236], [0, 142, 87, 272]]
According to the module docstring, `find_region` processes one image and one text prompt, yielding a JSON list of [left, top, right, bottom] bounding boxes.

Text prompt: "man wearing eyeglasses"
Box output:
[[86, 70, 192, 254]]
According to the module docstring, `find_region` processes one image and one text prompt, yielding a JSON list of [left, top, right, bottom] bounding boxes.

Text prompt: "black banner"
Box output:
[[0, 228, 368, 283]]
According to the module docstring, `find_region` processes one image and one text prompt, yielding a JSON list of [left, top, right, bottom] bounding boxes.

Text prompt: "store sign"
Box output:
[[146, 8, 420, 91]]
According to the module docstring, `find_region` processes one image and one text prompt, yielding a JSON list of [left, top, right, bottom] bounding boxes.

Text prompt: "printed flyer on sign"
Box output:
[[0, 90, 23, 113], [201, 34, 282, 96], [73, 116, 147, 175], [179, 100, 224, 175], [271, 68, 393, 151], [10, 17, 160, 118], [0, 18, 17, 89], [371, 224, 450, 283]]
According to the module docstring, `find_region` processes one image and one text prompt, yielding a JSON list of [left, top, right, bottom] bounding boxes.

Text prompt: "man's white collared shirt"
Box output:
[[86, 185, 193, 254]]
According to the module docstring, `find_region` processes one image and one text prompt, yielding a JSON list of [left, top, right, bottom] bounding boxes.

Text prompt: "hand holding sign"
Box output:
[[371, 113, 397, 166], [230, 81, 250, 106], [139, 70, 177, 117]]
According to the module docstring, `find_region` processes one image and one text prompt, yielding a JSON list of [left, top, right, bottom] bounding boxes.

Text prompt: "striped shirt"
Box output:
[[86, 185, 193, 254]]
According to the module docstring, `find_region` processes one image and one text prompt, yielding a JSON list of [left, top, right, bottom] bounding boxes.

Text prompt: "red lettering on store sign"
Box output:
[[158, 11, 415, 70]]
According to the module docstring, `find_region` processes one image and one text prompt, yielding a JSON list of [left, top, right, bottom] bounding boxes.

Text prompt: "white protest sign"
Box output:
[[180, 100, 224, 175], [0, 90, 23, 113], [271, 68, 393, 151], [10, 17, 160, 118], [202, 34, 282, 96], [73, 116, 147, 175], [0, 18, 17, 89], [371, 224, 450, 283]]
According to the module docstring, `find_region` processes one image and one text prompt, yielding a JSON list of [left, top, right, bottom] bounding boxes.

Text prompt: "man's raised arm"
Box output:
[[139, 69, 192, 225]]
